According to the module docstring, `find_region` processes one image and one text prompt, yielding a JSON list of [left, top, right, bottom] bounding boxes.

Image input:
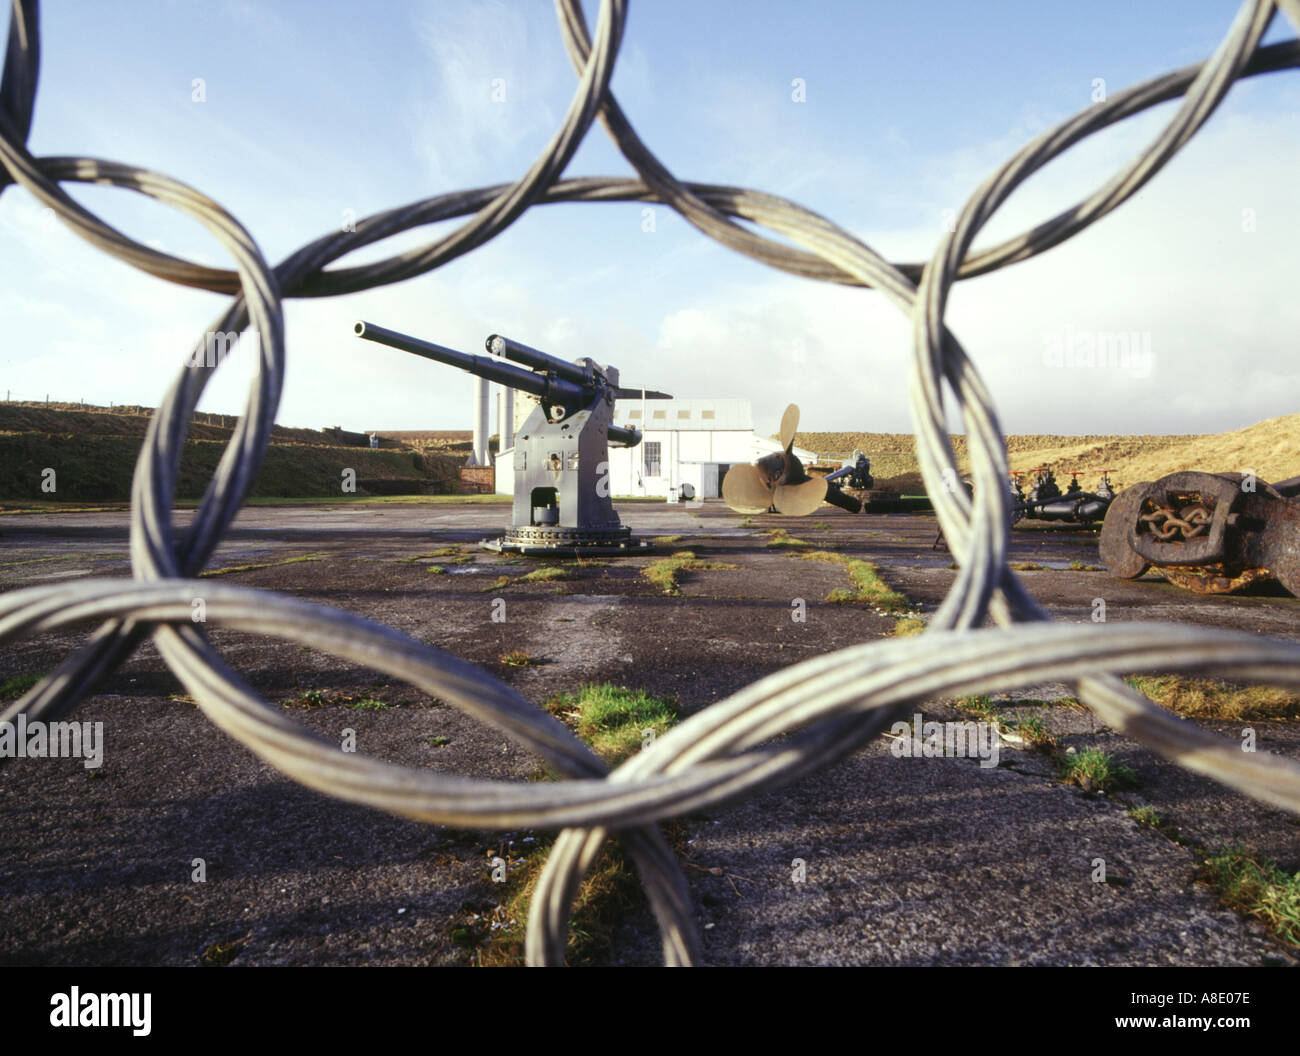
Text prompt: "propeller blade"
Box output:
[[722, 463, 775, 514], [778, 404, 799, 452], [773, 476, 827, 516]]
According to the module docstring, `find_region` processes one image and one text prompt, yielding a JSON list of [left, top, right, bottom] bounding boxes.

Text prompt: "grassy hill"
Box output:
[[0, 402, 466, 502], [793, 412, 1300, 493]]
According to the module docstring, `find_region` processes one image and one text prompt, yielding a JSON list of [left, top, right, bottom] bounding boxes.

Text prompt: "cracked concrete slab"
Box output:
[[1, 500, 1296, 965]]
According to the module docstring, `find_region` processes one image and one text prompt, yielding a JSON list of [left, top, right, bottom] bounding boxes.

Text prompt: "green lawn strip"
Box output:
[[0, 672, 45, 700], [475, 683, 680, 966], [407, 546, 475, 565], [1125, 674, 1300, 721], [281, 688, 399, 710], [237, 494, 511, 507], [0, 554, 79, 568], [199, 551, 326, 577], [797, 549, 916, 626], [641, 550, 738, 596], [760, 528, 816, 550], [517, 565, 572, 583]]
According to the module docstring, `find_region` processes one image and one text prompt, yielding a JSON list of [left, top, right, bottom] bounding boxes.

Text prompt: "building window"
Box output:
[[652, 410, 666, 420], [643, 441, 661, 478], [628, 409, 642, 419], [701, 409, 715, 420], [677, 409, 691, 419]]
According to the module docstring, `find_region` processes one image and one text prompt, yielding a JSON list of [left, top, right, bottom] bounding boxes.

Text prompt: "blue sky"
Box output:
[[2, 0, 1297, 439]]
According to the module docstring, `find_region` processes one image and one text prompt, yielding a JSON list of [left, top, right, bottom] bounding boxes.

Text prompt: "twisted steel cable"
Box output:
[[2, 0, 1299, 965]]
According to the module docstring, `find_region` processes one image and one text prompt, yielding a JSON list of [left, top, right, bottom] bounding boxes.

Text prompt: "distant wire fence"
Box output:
[[3, 0, 1300, 966]]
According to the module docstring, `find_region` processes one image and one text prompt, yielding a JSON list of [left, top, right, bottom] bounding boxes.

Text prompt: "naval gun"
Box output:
[[354, 321, 669, 555]]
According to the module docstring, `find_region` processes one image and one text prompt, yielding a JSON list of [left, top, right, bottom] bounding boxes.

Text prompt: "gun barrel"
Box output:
[[609, 424, 641, 449], [355, 322, 584, 406], [487, 334, 594, 389]]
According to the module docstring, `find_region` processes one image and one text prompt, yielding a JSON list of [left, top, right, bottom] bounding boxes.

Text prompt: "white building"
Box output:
[[492, 397, 818, 499]]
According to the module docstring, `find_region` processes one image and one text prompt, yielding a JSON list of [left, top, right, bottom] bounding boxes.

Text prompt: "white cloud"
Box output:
[[406, 1, 569, 189], [634, 98, 1300, 438]]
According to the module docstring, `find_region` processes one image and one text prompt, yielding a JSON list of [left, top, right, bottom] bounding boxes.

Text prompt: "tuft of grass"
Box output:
[[282, 689, 396, 710], [761, 528, 815, 550], [427, 564, 446, 574], [797, 548, 910, 614], [1010, 714, 1058, 751], [284, 689, 330, 709], [830, 560, 909, 613], [1128, 805, 1182, 841], [200, 936, 248, 966], [0, 672, 44, 700], [891, 616, 926, 637], [812, 520, 831, 531], [428, 735, 450, 747], [1008, 561, 1048, 572], [640, 550, 738, 596], [479, 684, 681, 966], [1057, 748, 1138, 793], [346, 697, 391, 711], [1125, 674, 1300, 721], [499, 650, 539, 668], [737, 516, 756, 529], [1068, 559, 1103, 571], [199, 551, 325, 577], [409, 547, 474, 565], [518, 565, 572, 583], [479, 575, 511, 592], [545, 683, 679, 767], [955, 694, 999, 720], [650, 535, 684, 545], [1198, 850, 1300, 947]]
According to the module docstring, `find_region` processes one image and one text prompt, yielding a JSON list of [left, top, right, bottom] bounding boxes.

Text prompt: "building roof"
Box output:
[[612, 397, 752, 432]]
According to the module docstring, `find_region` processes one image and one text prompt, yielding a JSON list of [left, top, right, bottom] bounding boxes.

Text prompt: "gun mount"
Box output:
[[354, 321, 668, 555]]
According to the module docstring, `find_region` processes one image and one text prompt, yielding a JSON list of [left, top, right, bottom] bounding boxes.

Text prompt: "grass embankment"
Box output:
[[0, 403, 463, 501], [792, 412, 1300, 493]]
